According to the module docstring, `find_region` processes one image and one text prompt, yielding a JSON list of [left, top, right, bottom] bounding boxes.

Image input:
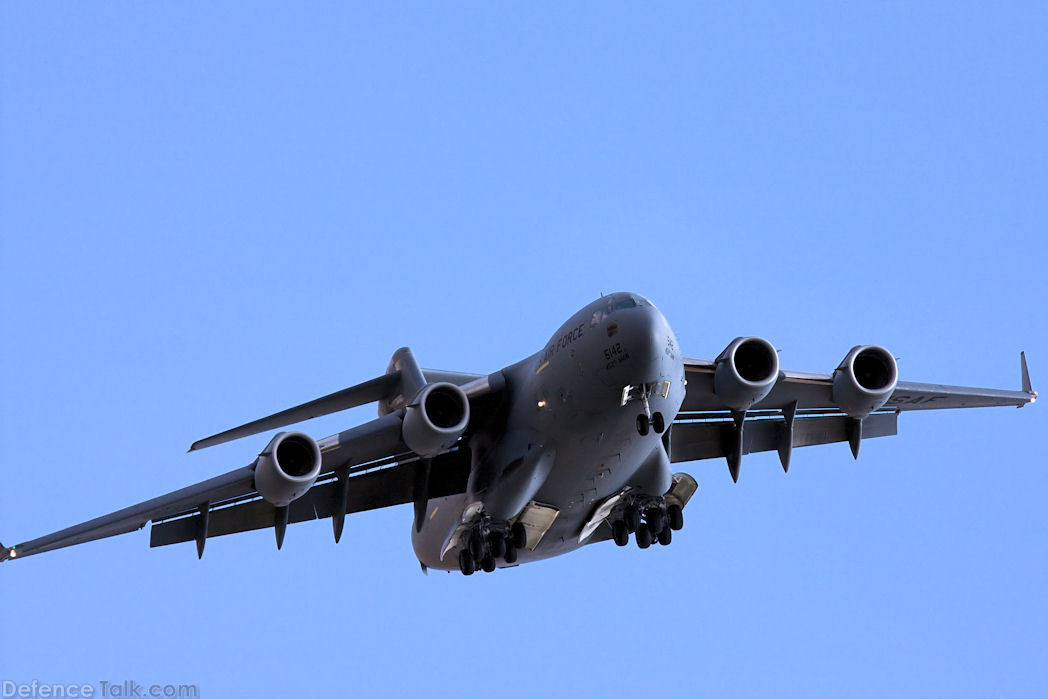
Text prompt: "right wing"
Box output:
[[3, 411, 469, 562], [148, 446, 471, 551], [3, 348, 499, 563]]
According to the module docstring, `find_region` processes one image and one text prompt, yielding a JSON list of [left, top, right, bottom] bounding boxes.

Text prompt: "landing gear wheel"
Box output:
[[458, 549, 475, 576], [623, 505, 641, 533], [511, 521, 528, 550], [612, 519, 629, 547], [646, 509, 665, 535], [667, 504, 684, 531], [635, 523, 653, 549], [469, 529, 486, 560], [637, 414, 650, 436], [652, 412, 665, 434], [504, 542, 518, 564], [489, 532, 506, 559], [657, 526, 673, 546], [481, 556, 496, 573]]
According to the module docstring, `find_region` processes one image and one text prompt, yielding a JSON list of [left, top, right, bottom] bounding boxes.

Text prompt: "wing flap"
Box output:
[[670, 412, 898, 463], [150, 496, 320, 547], [149, 450, 472, 548]]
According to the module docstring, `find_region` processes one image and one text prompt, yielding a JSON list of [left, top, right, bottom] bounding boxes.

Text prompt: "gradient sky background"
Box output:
[[2, 3, 1046, 697]]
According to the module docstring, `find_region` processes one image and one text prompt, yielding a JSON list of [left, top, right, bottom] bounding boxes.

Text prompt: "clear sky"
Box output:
[[2, 3, 1046, 697]]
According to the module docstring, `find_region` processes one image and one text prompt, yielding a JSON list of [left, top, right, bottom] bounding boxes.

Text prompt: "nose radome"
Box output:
[[618, 306, 665, 365], [596, 302, 674, 388]]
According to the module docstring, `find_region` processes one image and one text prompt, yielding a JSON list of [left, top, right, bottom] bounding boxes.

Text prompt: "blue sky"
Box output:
[[2, 3, 1045, 697]]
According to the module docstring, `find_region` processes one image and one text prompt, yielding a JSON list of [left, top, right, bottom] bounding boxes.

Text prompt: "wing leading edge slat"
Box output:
[[682, 356, 1034, 413]]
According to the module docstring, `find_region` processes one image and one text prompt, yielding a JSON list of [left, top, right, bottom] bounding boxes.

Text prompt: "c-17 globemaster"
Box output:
[[1, 293, 1036, 574]]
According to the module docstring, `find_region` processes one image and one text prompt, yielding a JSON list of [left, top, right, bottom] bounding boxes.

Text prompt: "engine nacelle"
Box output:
[[402, 382, 470, 457], [254, 431, 322, 507], [832, 345, 898, 418], [714, 336, 780, 411]]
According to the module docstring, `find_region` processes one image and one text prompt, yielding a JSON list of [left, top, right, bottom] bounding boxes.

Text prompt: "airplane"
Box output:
[[1, 292, 1036, 575]]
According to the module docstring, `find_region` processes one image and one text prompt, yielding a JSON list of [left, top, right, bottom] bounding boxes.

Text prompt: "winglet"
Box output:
[[0, 543, 13, 563], [1021, 352, 1034, 395]]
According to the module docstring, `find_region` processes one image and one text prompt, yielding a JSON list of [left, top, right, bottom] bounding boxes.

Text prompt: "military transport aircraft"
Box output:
[[1, 293, 1036, 575]]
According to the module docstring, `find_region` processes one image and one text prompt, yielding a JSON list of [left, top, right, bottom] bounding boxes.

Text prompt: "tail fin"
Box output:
[[189, 352, 423, 451], [189, 347, 490, 451], [378, 347, 428, 417]]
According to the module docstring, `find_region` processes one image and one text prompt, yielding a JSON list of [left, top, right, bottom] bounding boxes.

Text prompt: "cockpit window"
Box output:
[[592, 295, 648, 326]]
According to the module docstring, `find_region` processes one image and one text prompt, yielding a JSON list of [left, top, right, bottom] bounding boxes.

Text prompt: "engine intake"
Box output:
[[714, 336, 780, 411], [832, 345, 898, 418], [402, 382, 470, 457], [254, 431, 322, 506]]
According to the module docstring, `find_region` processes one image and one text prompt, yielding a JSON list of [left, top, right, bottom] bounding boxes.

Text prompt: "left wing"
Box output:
[[672, 350, 1034, 480]]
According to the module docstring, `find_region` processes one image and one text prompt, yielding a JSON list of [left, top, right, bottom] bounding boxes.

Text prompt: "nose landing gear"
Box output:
[[636, 411, 666, 436], [623, 381, 671, 436], [637, 414, 650, 436]]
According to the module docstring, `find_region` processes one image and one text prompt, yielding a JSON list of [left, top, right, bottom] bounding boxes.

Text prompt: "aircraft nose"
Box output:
[[598, 305, 671, 386], [633, 309, 668, 365], [620, 310, 661, 363]]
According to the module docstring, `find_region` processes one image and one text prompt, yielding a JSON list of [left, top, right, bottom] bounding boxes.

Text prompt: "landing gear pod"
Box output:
[[832, 345, 898, 418], [253, 431, 322, 506]]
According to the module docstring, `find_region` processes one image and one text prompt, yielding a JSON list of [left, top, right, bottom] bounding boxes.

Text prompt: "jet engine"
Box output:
[[402, 382, 471, 457], [714, 336, 780, 411], [254, 431, 322, 507], [831, 345, 898, 418]]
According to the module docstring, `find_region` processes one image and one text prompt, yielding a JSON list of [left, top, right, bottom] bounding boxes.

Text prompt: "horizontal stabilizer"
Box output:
[[190, 373, 401, 452]]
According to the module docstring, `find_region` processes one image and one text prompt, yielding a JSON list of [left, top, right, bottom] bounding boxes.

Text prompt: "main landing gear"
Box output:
[[610, 497, 683, 550], [458, 520, 528, 575], [636, 412, 666, 436]]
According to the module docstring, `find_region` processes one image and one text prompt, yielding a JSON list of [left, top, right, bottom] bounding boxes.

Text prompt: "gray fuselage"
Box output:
[[413, 292, 686, 570]]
